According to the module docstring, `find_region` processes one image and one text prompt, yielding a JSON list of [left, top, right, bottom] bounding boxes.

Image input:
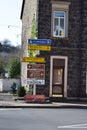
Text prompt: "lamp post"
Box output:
[[8, 25, 21, 45], [8, 25, 21, 29]]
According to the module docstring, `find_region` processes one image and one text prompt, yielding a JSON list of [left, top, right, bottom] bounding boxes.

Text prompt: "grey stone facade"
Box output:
[[21, 0, 87, 98]]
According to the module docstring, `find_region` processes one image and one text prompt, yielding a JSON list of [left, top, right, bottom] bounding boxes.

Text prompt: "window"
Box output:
[[51, 1, 70, 38], [53, 68, 63, 84], [53, 11, 65, 37]]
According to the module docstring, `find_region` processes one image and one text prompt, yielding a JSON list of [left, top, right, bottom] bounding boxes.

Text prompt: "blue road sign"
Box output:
[[28, 39, 51, 45]]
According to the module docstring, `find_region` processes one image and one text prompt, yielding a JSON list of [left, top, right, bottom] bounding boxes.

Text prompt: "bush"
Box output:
[[17, 86, 26, 97], [8, 58, 20, 78]]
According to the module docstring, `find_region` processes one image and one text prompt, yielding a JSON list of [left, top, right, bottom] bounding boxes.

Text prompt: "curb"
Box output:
[[0, 103, 87, 109], [0, 106, 87, 109]]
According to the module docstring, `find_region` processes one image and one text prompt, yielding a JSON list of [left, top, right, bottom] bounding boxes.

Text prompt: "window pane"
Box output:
[[54, 18, 58, 26], [54, 12, 64, 17], [59, 18, 65, 36], [54, 18, 59, 36], [53, 69, 63, 84], [60, 18, 64, 29]]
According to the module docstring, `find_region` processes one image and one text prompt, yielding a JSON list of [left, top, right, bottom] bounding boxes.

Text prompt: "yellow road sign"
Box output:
[[22, 57, 45, 63], [28, 45, 51, 51]]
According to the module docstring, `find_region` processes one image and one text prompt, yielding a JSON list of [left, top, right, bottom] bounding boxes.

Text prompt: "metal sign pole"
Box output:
[[33, 84, 36, 95]]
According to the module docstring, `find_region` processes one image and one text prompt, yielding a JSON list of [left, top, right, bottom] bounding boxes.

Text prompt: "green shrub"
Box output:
[[17, 86, 26, 97]]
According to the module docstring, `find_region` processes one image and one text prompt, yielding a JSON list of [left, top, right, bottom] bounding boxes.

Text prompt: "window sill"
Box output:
[[50, 36, 69, 41]]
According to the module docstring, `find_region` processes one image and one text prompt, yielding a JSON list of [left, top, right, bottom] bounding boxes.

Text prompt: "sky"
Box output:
[[0, 0, 23, 46]]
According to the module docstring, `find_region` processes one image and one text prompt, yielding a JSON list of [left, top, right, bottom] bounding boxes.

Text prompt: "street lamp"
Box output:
[[8, 25, 21, 45], [8, 25, 21, 29]]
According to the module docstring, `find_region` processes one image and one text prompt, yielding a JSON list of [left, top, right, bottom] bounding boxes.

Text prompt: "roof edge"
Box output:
[[20, 0, 25, 19]]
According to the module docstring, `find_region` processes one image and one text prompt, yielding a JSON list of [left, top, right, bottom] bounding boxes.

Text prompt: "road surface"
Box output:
[[0, 108, 87, 130]]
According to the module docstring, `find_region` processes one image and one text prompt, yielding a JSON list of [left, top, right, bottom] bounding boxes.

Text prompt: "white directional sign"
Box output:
[[24, 79, 45, 85]]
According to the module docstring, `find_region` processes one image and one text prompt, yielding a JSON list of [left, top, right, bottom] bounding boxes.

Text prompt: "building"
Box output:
[[20, 0, 87, 100]]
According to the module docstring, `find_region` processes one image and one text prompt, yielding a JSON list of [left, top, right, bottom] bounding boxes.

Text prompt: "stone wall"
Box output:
[[37, 0, 87, 97], [0, 79, 20, 92]]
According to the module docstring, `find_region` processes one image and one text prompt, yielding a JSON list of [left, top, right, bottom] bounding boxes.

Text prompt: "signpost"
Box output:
[[27, 64, 44, 69], [28, 45, 51, 51], [24, 79, 45, 85], [25, 64, 45, 94], [28, 39, 51, 45], [27, 63, 45, 80], [27, 69, 44, 79], [22, 57, 45, 63], [27, 70, 44, 79], [23, 39, 51, 95]]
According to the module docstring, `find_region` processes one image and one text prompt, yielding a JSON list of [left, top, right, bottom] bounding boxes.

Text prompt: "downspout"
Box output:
[[77, 0, 83, 97]]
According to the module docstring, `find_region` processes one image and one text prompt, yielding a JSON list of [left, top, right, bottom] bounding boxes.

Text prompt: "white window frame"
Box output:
[[53, 11, 65, 37], [51, 1, 70, 38]]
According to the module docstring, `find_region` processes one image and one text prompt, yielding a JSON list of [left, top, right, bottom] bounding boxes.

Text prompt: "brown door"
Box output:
[[52, 67, 64, 97]]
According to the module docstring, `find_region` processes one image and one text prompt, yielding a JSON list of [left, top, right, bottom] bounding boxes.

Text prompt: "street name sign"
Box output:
[[27, 70, 45, 79], [22, 57, 45, 63], [24, 79, 45, 85], [27, 64, 45, 79], [28, 39, 51, 45], [27, 64, 45, 69], [28, 45, 51, 51]]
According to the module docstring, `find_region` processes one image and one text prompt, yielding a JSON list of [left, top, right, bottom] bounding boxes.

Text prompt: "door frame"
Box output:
[[50, 56, 68, 97]]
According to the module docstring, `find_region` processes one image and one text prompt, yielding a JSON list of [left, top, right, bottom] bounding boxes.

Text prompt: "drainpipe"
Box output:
[[77, 0, 83, 97]]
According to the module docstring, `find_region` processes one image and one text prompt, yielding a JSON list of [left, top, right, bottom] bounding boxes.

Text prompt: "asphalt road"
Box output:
[[0, 108, 87, 130]]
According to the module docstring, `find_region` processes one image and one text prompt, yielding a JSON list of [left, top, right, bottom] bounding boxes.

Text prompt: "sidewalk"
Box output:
[[0, 93, 87, 108], [0, 100, 87, 109]]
